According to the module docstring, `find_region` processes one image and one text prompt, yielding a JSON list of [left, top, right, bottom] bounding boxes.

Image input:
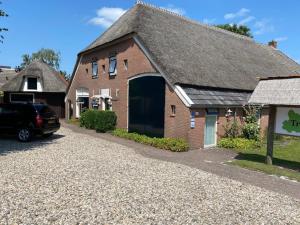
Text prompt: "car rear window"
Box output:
[[34, 105, 55, 116]]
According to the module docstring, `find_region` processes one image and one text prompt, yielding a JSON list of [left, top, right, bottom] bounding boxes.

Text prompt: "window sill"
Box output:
[[92, 75, 98, 79], [170, 114, 176, 117]]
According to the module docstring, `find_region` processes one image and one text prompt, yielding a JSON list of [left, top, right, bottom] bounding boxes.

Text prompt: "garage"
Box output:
[[128, 76, 165, 137]]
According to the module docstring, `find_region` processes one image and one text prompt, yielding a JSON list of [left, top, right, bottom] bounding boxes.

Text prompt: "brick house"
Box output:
[[1, 60, 68, 118], [65, 2, 300, 148]]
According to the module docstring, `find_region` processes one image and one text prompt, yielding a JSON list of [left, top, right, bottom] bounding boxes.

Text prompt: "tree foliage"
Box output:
[[0, 1, 8, 43], [59, 70, 71, 81], [20, 48, 61, 70], [216, 24, 253, 38]]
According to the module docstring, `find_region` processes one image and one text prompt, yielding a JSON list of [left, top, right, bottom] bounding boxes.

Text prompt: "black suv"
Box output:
[[0, 103, 60, 142]]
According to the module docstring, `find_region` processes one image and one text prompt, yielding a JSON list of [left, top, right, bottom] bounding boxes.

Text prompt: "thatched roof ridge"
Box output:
[[80, 3, 300, 91], [1, 60, 67, 92]]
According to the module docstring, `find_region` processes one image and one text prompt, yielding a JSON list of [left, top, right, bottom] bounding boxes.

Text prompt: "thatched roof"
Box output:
[[249, 77, 300, 105], [0, 69, 17, 88], [81, 2, 300, 91], [1, 60, 67, 93]]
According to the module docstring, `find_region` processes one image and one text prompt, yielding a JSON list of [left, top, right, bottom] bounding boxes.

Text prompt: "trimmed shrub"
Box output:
[[95, 111, 117, 133], [79, 109, 98, 129], [79, 110, 117, 132], [218, 138, 261, 150], [112, 129, 189, 152]]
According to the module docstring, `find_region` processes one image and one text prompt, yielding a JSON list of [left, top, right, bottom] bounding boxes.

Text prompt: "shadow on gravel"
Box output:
[[0, 134, 65, 156], [235, 153, 300, 172]]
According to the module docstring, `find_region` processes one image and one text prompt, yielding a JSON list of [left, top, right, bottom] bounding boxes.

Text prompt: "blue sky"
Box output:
[[1, 0, 299, 74]]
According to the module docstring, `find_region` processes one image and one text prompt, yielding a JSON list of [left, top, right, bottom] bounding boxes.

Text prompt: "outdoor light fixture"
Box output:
[[226, 108, 233, 117]]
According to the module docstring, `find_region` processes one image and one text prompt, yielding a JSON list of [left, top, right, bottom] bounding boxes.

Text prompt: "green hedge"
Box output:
[[112, 129, 189, 152], [218, 138, 261, 150], [79, 109, 117, 133]]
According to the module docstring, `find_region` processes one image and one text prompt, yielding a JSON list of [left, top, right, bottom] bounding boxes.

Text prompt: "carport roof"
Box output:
[[249, 77, 300, 106]]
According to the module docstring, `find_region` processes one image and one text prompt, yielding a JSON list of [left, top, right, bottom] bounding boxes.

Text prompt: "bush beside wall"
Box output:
[[218, 138, 261, 150], [80, 110, 117, 133], [112, 129, 189, 152]]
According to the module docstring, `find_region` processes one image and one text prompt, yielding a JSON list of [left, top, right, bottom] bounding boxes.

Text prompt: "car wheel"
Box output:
[[17, 128, 32, 142], [43, 133, 53, 138]]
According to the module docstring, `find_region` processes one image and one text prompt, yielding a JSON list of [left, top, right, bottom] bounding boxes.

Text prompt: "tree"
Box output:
[[216, 24, 253, 38], [0, 1, 8, 43], [20, 48, 61, 70], [59, 70, 71, 81]]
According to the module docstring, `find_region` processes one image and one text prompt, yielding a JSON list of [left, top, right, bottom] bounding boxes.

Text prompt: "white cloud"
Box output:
[[295, 59, 300, 64], [274, 36, 288, 42], [89, 7, 127, 28], [89, 5, 185, 28], [224, 8, 250, 20], [238, 16, 255, 25], [254, 19, 275, 35], [161, 4, 185, 15], [203, 18, 216, 25]]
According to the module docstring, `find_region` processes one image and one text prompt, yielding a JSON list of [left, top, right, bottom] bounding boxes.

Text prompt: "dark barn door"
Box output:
[[129, 76, 165, 137]]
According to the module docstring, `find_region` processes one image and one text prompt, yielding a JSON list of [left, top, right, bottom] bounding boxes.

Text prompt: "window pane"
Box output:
[[92, 62, 98, 76], [109, 57, 117, 75], [27, 78, 37, 90]]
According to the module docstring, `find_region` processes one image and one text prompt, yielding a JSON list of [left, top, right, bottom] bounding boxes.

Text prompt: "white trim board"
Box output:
[[133, 36, 193, 108], [128, 73, 162, 81], [174, 85, 193, 107], [133, 36, 173, 88]]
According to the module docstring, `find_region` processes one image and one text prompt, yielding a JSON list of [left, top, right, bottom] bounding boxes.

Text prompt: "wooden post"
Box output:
[[266, 105, 276, 165]]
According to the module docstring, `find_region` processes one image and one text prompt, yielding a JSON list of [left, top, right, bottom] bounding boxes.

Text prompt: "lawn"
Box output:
[[228, 137, 300, 182]]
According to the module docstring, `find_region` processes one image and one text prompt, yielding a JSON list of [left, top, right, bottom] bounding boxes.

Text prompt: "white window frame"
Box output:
[[23, 76, 42, 92]]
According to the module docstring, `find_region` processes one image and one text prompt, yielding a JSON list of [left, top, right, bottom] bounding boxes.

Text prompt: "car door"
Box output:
[[0, 105, 21, 133]]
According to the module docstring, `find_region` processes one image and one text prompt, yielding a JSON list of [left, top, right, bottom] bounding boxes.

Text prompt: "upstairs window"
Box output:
[[27, 77, 37, 90], [92, 61, 98, 78], [109, 56, 117, 76]]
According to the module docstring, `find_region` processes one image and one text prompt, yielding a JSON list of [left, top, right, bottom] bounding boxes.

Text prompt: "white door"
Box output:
[[76, 88, 89, 118], [204, 115, 217, 147]]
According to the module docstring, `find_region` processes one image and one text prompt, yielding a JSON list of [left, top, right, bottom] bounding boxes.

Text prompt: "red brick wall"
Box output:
[[188, 109, 206, 149], [164, 84, 190, 140], [67, 37, 270, 149], [66, 38, 157, 129], [67, 37, 207, 148]]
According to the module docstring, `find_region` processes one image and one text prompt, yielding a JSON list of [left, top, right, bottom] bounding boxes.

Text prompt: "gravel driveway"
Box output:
[[0, 127, 299, 224]]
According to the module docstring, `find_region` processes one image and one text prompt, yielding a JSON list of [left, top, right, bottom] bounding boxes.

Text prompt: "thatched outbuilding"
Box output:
[[1, 60, 67, 118]]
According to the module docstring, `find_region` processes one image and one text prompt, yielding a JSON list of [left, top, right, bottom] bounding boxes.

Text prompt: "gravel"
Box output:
[[0, 127, 299, 225]]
